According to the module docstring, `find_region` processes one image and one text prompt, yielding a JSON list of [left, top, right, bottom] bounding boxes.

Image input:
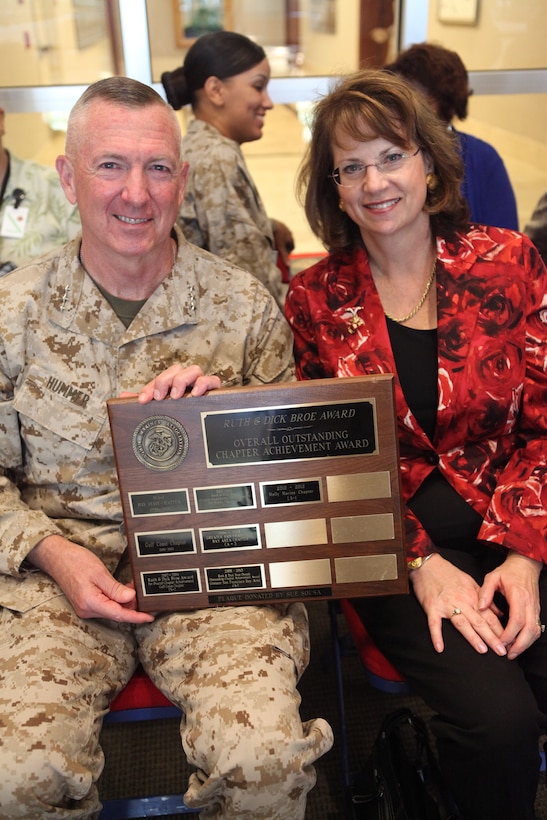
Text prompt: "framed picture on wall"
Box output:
[[73, 0, 107, 49], [438, 0, 479, 25], [310, 0, 336, 34], [172, 0, 233, 48]]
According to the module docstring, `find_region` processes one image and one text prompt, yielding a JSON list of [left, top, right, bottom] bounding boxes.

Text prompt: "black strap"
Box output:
[[0, 149, 11, 206]]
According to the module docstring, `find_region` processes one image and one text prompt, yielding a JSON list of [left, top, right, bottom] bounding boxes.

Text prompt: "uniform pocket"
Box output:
[[14, 363, 104, 448], [12, 363, 108, 481]]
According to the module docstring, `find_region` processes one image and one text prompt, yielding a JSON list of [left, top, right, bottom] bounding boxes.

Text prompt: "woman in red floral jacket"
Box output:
[[285, 69, 547, 820]]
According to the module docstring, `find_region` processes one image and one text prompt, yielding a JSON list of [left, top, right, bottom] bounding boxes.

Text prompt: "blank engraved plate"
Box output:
[[264, 518, 328, 549], [269, 559, 332, 588], [331, 513, 395, 543], [327, 471, 391, 502], [335, 554, 398, 583]]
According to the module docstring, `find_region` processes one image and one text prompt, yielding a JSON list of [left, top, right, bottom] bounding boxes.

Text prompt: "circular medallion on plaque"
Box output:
[[132, 415, 189, 471]]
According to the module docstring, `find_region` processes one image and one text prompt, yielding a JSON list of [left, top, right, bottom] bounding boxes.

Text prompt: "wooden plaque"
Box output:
[[107, 375, 408, 611]]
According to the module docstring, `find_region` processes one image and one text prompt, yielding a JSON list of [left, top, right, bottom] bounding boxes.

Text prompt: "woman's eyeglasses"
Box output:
[[329, 147, 421, 187]]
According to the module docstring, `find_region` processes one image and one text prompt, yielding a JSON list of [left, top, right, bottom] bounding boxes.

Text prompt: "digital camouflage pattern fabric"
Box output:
[[179, 119, 284, 305], [0, 153, 80, 272], [0, 226, 333, 818]]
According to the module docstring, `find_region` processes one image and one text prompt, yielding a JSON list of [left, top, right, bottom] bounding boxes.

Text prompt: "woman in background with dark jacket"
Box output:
[[386, 42, 519, 230]]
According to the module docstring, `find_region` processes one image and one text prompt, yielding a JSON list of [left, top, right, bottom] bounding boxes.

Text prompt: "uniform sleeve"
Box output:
[[243, 280, 295, 385], [479, 239, 547, 562], [0, 339, 62, 576], [180, 147, 281, 297]]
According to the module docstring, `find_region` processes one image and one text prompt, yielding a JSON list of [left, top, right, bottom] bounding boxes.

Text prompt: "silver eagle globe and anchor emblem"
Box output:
[[132, 415, 189, 471]]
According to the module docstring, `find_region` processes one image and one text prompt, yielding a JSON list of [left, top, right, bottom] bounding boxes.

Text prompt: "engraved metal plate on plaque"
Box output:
[[107, 375, 407, 611]]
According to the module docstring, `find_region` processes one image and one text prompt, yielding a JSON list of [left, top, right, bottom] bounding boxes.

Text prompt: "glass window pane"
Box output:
[[148, 0, 401, 82], [0, 0, 123, 88], [426, 0, 547, 231], [429, 0, 546, 71]]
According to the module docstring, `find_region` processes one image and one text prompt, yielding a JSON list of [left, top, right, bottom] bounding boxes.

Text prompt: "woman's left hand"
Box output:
[[410, 553, 507, 655], [271, 219, 295, 264], [479, 551, 543, 659]]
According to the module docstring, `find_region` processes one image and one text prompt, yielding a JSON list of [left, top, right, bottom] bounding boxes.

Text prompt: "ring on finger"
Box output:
[[536, 618, 545, 633], [450, 607, 462, 618]]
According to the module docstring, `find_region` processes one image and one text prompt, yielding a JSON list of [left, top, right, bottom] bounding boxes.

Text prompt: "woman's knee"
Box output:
[[433, 672, 541, 767]]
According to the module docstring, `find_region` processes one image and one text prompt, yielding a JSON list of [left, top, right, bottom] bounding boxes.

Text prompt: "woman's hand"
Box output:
[[409, 553, 508, 656], [120, 364, 221, 403], [271, 219, 295, 264], [479, 551, 543, 659]]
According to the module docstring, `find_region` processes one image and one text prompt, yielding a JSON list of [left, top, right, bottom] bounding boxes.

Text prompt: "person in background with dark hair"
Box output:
[[285, 68, 547, 820], [0, 106, 80, 275], [525, 190, 547, 266], [161, 31, 294, 305], [0, 75, 333, 819], [385, 42, 519, 230]]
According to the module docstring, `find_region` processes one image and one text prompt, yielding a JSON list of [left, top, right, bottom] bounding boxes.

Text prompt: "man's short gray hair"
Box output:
[[65, 76, 182, 159]]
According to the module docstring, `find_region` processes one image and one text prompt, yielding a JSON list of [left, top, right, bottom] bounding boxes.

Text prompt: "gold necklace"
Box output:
[[383, 257, 437, 324]]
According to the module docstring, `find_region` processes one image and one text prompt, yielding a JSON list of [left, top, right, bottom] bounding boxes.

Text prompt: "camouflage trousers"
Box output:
[[0, 596, 333, 819]]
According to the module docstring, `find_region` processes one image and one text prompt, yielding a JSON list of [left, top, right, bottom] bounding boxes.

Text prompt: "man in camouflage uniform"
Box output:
[[0, 77, 333, 819], [0, 107, 80, 274]]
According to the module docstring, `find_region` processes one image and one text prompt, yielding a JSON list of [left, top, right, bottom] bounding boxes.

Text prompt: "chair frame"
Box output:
[[328, 599, 410, 788]]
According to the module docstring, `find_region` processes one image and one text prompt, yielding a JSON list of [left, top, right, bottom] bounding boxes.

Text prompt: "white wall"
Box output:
[[297, 0, 360, 75]]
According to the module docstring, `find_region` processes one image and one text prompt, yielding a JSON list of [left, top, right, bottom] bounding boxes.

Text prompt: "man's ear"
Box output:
[[178, 161, 189, 206], [55, 155, 78, 205], [202, 75, 225, 107]]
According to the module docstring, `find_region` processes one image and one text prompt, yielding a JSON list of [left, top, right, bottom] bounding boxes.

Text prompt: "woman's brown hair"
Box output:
[[297, 69, 469, 252]]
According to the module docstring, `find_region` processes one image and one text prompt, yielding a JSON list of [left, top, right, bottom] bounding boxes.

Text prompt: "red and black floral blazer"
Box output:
[[285, 225, 547, 564]]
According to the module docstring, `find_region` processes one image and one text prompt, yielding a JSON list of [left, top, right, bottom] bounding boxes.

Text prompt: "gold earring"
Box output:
[[339, 199, 345, 211], [426, 173, 438, 191]]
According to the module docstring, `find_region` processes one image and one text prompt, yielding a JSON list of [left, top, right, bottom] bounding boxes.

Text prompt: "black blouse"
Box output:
[[387, 318, 483, 549]]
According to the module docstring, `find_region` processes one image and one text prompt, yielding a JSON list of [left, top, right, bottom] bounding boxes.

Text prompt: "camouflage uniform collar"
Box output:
[[49, 228, 200, 340]]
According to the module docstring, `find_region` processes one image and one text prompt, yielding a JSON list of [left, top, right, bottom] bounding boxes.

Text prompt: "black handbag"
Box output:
[[347, 708, 462, 820]]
